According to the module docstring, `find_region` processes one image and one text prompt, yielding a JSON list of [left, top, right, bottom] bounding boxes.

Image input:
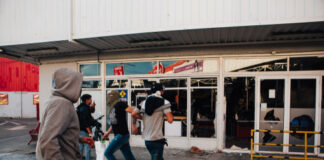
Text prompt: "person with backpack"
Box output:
[[103, 90, 137, 160], [132, 83, 174, 160], [77, 94, 96, 160]]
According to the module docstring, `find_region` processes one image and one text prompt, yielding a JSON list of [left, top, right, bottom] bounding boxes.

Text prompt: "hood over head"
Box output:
[[52, 68, 83, 103], [107, 90, 120, 105], [107, 90, 121, 114]]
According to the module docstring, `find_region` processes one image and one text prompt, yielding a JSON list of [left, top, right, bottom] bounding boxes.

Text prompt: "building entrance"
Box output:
[[225, 77, 255, 150], [225, 75, 321, 154]]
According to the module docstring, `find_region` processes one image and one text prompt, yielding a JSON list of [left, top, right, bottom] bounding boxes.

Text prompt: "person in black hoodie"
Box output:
[[77, 94, 96, 160], [103, 90, 137, 160]]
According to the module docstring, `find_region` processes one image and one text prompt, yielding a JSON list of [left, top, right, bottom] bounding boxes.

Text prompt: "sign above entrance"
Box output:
[[106, 59, 219, 76], [160, 60, 218, 74], [174, 60, 203, 73], [113, 66, 124, 75]]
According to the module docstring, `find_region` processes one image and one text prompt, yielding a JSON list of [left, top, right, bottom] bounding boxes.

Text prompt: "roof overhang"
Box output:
[[1, 22, 324, 64]]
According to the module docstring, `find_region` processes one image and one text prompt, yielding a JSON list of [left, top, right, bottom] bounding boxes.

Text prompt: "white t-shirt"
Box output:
[[134, 95, 171, 141]]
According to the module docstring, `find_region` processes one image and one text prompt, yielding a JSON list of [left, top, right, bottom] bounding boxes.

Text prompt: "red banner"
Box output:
[[113, 66, 124, 75]]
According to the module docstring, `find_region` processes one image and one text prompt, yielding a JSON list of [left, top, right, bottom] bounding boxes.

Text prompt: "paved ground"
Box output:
[[0, 118, 250, 160], [0, 118, 38, 160]]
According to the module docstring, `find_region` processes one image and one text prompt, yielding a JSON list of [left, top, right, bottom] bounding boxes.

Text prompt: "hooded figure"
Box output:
[[36, 68, 83, 160], [106, 90, 121, 126], [107, 90, 120, 115], [103, 90, 136, 160]]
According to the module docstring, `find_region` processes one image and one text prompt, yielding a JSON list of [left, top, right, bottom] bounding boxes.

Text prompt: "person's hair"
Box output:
[[150, 83, 164, 93], [81, 94, 92, 103]]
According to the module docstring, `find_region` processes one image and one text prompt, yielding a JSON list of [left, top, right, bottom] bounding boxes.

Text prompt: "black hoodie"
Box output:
[[77, 103, 95, 132]]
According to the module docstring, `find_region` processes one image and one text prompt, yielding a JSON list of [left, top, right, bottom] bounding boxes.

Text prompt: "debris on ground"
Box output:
[[190, 146, 205, 154]]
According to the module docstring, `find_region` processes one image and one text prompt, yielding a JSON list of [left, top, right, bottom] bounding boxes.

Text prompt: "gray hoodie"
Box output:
[[36, 68, 83, 160]]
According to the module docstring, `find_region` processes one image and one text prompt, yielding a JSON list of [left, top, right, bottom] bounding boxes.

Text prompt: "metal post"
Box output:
[[36, 103, 40, 121], [305, 133, 308, 160]]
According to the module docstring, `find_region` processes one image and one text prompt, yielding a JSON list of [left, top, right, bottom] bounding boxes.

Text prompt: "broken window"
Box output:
[[225, 58, 287, 72]]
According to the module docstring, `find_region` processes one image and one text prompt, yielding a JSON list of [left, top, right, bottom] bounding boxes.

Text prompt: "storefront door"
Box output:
[[224, 77, 255, 150], [288, 77, 319, 154], [256, 77, 286, 152], [253, 76, 321, 154], [224, 77, 286, 152]]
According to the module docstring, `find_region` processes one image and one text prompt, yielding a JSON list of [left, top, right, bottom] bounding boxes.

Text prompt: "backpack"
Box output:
[[290, 115, 314, 139]]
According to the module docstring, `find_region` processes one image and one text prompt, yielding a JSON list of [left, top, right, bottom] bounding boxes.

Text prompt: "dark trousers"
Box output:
[[104, 134, 135, 160], [145, 140, 164, 160]]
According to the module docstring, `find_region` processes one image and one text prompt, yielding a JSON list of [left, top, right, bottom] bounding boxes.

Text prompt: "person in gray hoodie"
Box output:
[[36, 68, 83, 160]]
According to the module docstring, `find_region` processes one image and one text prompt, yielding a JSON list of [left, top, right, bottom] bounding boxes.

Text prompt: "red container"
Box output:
[[0, 57, 39, 92]]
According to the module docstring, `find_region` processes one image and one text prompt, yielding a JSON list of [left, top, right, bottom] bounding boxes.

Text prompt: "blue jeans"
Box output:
[[104, 134, 135, 160], [79, 130, 91, 160], [145, 141, 164, 160]]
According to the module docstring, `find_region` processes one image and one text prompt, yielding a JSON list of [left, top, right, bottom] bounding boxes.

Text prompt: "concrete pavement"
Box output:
[[0, 118, 250, 160], [0, 118, 38, 160]]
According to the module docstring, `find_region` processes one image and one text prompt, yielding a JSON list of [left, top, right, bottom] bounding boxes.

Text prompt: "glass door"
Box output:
[[258, 78, 285, 152], [255, 76, 320, 154], [289, 78, 317, 153]]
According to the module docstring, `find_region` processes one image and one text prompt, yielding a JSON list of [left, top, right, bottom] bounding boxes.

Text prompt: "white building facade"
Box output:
[[1, 0, 324, 155]]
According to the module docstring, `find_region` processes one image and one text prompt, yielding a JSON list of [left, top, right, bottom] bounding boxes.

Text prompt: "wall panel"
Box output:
[[73, 0, 324, 39], [0, 0, 69, 46], [1, 0, 324, 45]]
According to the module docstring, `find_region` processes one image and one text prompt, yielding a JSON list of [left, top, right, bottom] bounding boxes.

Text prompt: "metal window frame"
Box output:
[[288, 76, 320, 155], [256, 76, 287, 153]]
